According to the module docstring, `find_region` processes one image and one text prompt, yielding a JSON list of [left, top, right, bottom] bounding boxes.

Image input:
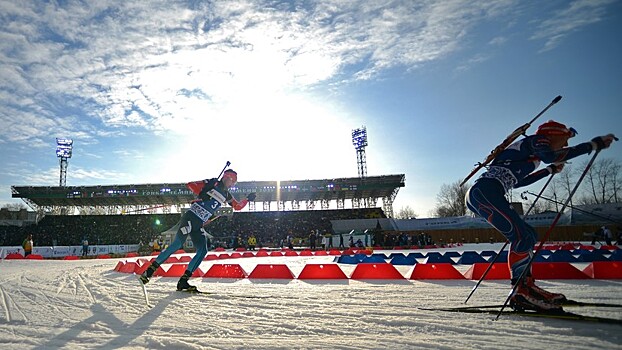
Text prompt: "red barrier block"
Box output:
[[410, 263, 466, 280], [165, 256, 180, 264], [269, 251, 284, 257], [114, 261, 125, 271], [230, 252, 243, 259], [582, 261, 622, 279], [242, 252, 255, 257], [179, 255, 192, 262], [204, 264, 248, 278], [298, 264, 348, 280], [314, 250, 328, 256], [463, 263, 510, 280], [235, 247, 246, 252], [248, 264, 295, 279], [284, 250, 299, 256], [5, 253, 24, 259], [214, 247, 226, 252], [218, 253, 231, 259], [351, 263, 404, 280], [158, 264, 188, 277], [342, 249, 356, 255], [204, 255, 218, 261], [601, 245, 619, 250], [328, 250, 342, 256], [26, 254, 44, 260], [63, 255, 80, 260], [97, 254, 111, 259], [151, 265, 168, 277], [299, 250, 313, 256], [119, 261, 140, 274], [560, 243, 577, 250], [125, 252, 139, 257], [531, 262, 589, 279], [255, 250, 269, 257]]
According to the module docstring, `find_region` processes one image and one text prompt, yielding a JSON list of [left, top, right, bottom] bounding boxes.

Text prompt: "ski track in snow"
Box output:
[[0, 249, 620, 350]]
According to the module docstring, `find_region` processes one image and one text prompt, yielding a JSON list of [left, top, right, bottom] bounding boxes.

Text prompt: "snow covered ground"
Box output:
[[0, 243, 621, 350]]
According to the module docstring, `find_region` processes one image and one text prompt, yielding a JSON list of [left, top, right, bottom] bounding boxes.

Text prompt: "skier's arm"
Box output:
[[531, 136, 593, 164], [228, 192, 256, 211]]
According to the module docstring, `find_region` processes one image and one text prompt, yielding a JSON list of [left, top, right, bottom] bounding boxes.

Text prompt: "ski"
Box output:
[[134, 274, 152, 308], [446, 299, 622, 311], [419, 306, 622, 325], [177, 289, 268, 299]]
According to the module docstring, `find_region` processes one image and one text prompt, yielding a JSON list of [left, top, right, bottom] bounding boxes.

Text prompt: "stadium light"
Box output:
[[351, 127, 368, 150], [56, 138, 73, 186]]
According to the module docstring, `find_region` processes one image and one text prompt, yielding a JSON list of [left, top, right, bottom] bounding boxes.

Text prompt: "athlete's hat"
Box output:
[[536, 120, 577, 137], [221, 169, 237, 183]]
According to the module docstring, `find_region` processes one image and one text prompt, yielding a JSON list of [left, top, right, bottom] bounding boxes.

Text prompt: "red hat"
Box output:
[[536, 120, 575, 137], [221, 169, 237, 183]]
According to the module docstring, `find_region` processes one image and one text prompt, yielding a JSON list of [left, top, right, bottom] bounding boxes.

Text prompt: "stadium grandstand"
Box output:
[[2, 175, 404, 251]]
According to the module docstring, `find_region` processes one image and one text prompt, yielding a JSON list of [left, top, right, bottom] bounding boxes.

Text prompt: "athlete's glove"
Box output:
[[246, 193, 256, 201], [591, 134, 616, 151], [547, 163, 564, 174]]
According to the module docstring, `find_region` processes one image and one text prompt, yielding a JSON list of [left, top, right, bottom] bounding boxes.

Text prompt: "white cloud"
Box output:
[[531, 0, 616, 52]]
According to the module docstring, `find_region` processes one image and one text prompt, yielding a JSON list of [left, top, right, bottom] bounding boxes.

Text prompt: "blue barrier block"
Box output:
[[390, 255, 418, 265], [426, 252, 455, 264], [406, 252, 425, 259], [456, 251, 487, 264], [388, 253, 405, 259], [480, 250, 496, 257], [444, 251, 461, 258], [610, 250, 622, 261], [361, 255, 387, 263], [336, 255, 361, 264], [487, 251, 508, 263], [547, 250, 578, 262]]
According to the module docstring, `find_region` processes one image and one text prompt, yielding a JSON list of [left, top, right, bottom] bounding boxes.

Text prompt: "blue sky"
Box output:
[[0, 0, 621, 217]]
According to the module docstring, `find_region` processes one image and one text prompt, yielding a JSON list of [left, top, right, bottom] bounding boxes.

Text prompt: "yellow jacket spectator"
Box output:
[[22, 234, 33, 257], [247, 235, 257, 250]]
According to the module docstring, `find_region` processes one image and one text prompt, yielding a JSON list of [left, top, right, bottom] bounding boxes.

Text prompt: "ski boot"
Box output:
[[510, 280, 563, 312], [177, 271, 200, 293], [139, 261, 160, 284], [525, 276, 567, 304]]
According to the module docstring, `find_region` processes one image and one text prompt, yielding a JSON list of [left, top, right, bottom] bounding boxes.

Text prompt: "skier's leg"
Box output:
[[177, 217, 209, 291], [140, 217, 190, 284]]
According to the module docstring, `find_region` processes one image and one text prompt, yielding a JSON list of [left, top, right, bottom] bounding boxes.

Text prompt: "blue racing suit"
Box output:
[[465, 135, 593, 282]]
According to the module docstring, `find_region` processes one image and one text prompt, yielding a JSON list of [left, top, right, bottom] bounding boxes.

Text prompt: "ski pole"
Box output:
[[521, 191, 622, 226], [495, 149, 602, 320], [464, 173, 555, 304], [460, 96, 562, 186]]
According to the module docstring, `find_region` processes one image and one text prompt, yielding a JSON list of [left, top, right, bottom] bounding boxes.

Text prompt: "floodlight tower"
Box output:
[[352, 126, 368, 178], [56, 138, 73, 186]]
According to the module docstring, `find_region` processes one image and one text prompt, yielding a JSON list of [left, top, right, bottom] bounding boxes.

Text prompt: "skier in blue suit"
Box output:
[[140, 169, 256, 292], [465, 120, 615, 311]]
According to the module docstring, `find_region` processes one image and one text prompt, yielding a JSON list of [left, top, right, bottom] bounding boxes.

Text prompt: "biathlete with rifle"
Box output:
[[465, 120, 616, 312], [140, 169, 256, 292]]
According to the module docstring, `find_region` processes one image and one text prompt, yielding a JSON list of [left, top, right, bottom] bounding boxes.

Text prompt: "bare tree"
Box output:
[[433, 180, 469, 217], [1, 202, 27, 210], [578, 158, 621, 204], [395, 206, 417, 219]]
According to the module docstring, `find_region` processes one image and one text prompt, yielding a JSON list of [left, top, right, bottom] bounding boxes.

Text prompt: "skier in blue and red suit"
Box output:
[[140, 169, 256, 292], [465, 120, 616, 311]]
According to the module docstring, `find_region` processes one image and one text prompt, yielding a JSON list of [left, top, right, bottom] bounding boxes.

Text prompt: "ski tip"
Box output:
[[552, 95, 562, 103]]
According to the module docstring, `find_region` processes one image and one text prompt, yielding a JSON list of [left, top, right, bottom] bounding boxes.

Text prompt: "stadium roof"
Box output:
[[12, 174, 405, 210]]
